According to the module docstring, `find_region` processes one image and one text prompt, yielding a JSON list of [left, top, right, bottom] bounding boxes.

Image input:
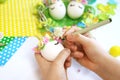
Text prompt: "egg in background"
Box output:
[[49, 0, 66, 20], [67, 1, 85, 19]]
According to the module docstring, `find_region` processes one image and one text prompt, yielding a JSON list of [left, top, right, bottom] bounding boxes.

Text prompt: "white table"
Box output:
[[0, 0, 120, 80]]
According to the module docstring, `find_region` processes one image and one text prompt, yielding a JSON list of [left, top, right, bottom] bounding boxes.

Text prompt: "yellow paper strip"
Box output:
[[0, 0, 38, 36]]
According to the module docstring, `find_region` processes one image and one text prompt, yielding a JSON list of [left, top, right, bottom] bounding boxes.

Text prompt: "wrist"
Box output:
[[92, 54, 110, 79], [93, 52, 110, 71], [93, 54, 120, 80]]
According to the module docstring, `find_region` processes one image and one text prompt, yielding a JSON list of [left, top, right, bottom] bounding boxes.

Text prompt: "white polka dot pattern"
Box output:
[[0, 37, 27, 66]]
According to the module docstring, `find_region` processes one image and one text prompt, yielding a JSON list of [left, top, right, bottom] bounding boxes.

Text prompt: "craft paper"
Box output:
[[0, 37, 27, 66]]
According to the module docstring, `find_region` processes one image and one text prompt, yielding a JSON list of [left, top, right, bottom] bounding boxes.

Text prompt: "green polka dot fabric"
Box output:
[[0, 37, 27, 66], [0, 37, 15, 51]]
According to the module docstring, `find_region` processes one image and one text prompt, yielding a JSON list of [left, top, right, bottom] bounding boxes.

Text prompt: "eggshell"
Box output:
[[67, 1, 84, 19], [41, 41, 64, 61], [49, 1, 66, 20]]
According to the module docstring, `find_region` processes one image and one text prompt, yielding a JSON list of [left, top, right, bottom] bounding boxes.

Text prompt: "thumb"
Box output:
[[67, 33, 90, 45], [54, 48, 71, 64], [34, 51, 45, 65]]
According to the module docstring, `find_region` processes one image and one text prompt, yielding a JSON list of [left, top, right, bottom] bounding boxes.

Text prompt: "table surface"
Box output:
[[0, 0, 120, 80]]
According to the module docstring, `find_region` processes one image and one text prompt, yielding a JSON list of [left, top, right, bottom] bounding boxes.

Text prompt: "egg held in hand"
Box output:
[[49, 1, 66, 20], [67, 1, 85, 19], [41, 41, 64, 61]]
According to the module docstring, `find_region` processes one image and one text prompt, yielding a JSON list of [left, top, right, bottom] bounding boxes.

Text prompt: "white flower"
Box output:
[[54, 27, 64, 37]]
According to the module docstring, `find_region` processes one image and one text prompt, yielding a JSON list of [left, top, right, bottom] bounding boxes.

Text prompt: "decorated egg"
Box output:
[[67, 1, 85, 19], [41, 40, 64, 61], [109, 45, 120, 57], [49, 0, 66, 20]]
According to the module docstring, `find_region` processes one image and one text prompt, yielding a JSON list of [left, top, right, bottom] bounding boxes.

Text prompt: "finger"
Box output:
[[83, 32, 92, 38], [65, 61, 71, 69], [66, 56, 71, 62], [35, 53, 44, 64], [63, 41, 77, 52], [34, 47, 41, 54], [65, 43, 77, 52], [70, 45, 78, 52], [64, 56, 71, 69], [64, 26, 81, 36], [72, 51, 84, 59], [66, 33, 90, 46], [55, 48, 71, 65], [83, 32, 95, 39], [34, 51, 50, 66], [34, 48, 46, 65], [63, 40, 74, 48]]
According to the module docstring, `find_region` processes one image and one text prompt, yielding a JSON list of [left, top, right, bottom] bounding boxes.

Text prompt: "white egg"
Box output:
[[49, 1, 66, 20], [41, 41, 64, 61], [67, 1, 84, 19]]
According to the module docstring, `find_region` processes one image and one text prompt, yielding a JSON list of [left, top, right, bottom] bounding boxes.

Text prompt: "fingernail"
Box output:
[[35, 50, 41, 54], [66, 34, 74, 41], [34, 47, 41, 54]]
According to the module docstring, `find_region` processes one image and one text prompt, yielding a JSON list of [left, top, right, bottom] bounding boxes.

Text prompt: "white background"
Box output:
[[0, 0, 120, 80]]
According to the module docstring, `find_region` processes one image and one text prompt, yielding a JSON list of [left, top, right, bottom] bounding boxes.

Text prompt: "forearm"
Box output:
[[45, 73, 68, 80], [94, 54, 120, 80]]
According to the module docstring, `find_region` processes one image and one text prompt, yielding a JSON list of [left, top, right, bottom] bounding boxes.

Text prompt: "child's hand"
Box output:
[[63, 26, 120, 80], [63, 26, 108, 71], [34, 48, 71, 80]]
